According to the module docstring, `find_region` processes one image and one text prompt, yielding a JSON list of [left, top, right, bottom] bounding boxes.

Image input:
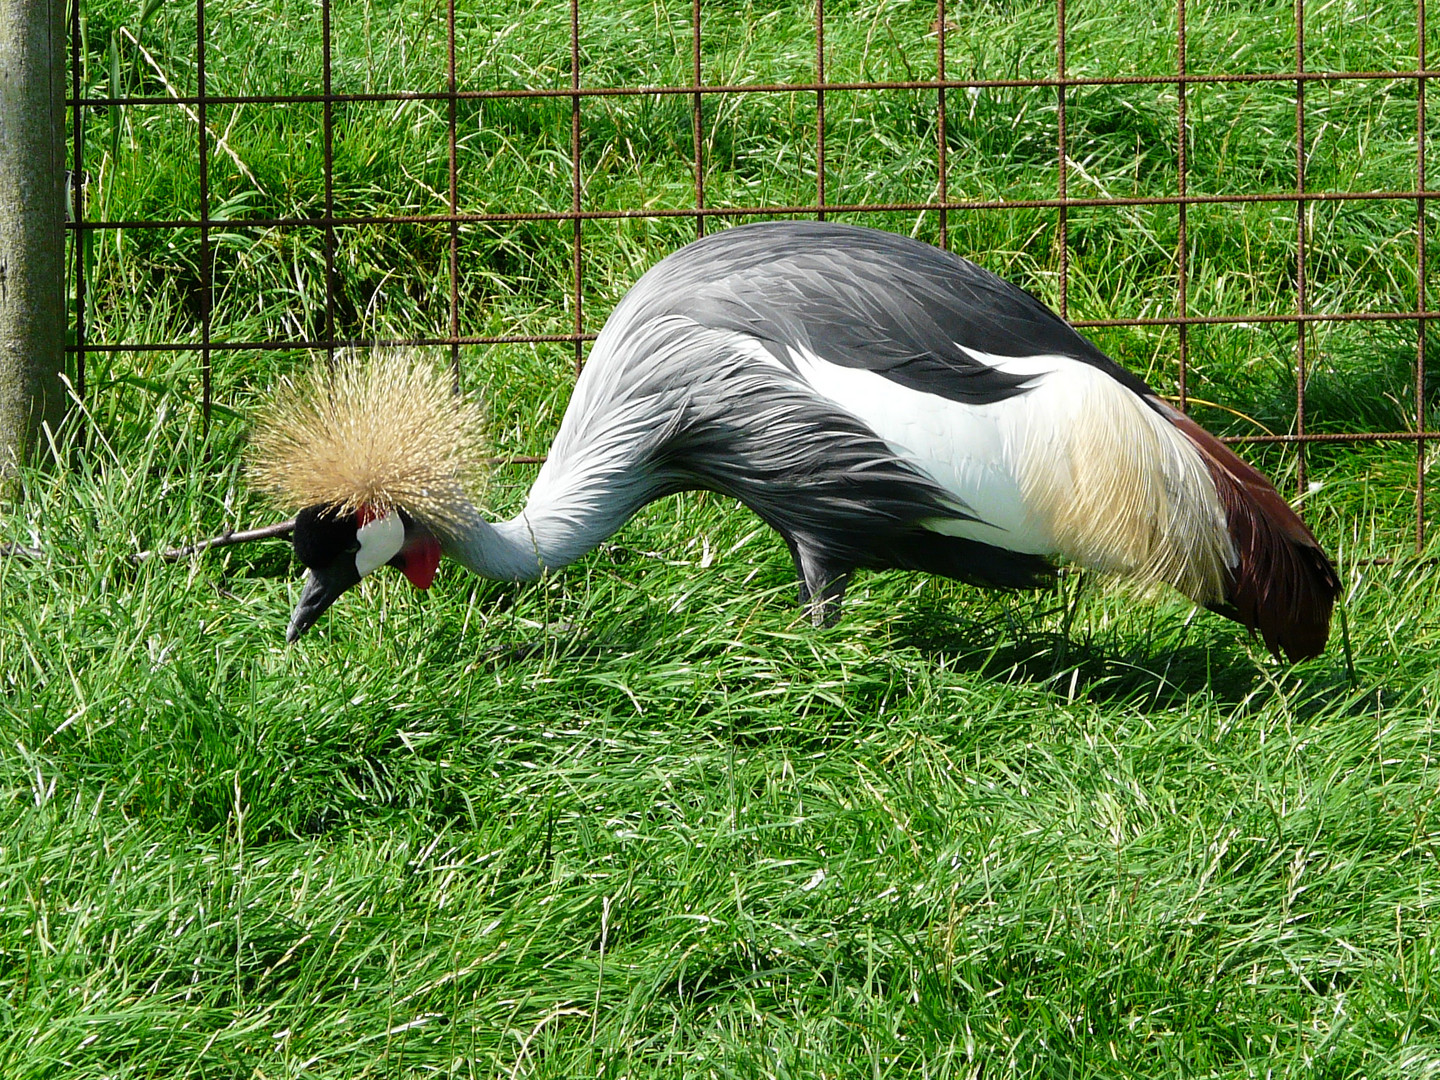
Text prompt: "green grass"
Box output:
[[5, 0, 1440, 1076]]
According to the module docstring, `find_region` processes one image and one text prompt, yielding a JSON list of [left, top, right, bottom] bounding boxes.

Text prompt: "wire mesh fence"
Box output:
[[66, 0, 1438, 549]]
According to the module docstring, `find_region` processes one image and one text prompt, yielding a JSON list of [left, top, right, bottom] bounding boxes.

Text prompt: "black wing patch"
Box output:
[[623, 221, 1157, 407]]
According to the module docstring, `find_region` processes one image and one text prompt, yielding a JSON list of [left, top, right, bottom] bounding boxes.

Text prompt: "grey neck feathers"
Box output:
[[441, 453, 668, 583], [444, 322, 718, 582], [442, 510, 552, 582]]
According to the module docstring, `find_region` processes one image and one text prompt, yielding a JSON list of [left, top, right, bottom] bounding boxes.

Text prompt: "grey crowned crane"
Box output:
[[250, 221, 1339, 659]]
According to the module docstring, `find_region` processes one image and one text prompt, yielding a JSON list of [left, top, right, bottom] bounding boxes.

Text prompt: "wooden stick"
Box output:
[[132, 519, 295, 562]]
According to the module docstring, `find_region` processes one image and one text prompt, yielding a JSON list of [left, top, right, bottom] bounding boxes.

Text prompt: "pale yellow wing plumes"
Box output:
[[248, 350, 488, 532], [1016, 366, 1234, 605]]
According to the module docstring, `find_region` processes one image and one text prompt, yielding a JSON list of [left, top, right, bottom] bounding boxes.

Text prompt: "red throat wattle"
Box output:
[[399, 535, 442, 590], [356, 503, 441, 590]]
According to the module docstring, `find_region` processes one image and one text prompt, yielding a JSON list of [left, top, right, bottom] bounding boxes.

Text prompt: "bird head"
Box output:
[[247, 350, 487, 640], [283, 502, 444, 642]]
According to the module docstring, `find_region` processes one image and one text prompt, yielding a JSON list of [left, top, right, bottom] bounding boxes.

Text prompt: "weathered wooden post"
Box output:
[[0, 0, 67, 484]]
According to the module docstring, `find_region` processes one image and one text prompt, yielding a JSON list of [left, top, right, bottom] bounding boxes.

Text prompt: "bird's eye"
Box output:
[[293, 503, 362, 571]]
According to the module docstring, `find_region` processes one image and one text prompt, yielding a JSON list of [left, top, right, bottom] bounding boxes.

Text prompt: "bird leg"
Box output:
[[785, 537, 850, 627], [806, 572, 850, 627], [785, 536, 812, 606]]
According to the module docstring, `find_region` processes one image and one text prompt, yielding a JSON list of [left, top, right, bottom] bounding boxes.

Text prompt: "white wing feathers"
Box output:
[[788, 345, 1236, 604]]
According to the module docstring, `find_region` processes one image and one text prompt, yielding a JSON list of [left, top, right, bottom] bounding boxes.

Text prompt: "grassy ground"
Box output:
[[4, 0, 1440, 1076]]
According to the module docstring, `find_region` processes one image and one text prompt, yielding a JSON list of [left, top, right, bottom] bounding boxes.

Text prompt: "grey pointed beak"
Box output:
[[286, 560, 362, 642]]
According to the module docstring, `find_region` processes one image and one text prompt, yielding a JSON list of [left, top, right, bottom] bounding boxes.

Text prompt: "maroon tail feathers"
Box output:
[[1159, 403, 1340, 662]]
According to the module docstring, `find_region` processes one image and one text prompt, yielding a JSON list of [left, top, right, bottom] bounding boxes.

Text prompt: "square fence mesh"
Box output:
[[67, 0, 1439, 549]]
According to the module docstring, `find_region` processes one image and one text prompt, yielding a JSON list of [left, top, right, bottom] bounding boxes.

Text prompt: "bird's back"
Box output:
[[591, 221, 1153, 400]]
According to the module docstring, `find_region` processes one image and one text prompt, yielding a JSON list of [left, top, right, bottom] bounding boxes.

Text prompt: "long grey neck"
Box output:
[[443, 344, 694, 581], [441, 459, 667, 583], [443, 512, 555, 582]]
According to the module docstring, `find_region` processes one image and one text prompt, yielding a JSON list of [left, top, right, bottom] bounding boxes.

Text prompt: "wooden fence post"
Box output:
[[0, 0, 67, 485]]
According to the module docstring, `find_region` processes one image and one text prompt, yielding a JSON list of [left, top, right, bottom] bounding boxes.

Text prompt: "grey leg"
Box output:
[[785, 536, 850, 627], [784, 535, 812, 606]]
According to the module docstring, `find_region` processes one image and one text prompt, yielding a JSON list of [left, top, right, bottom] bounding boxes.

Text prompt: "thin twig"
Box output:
[[133, 519, 295, 562]]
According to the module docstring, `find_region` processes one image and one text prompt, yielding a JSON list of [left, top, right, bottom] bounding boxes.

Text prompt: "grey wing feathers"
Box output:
[[613, 221, 1155, 405]]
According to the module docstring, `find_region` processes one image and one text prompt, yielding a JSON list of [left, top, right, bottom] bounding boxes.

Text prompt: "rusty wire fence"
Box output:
[[66, 0, 1439, 550]]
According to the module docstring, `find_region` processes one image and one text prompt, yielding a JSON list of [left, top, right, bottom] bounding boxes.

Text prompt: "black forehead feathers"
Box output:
[[292, 504, 358, 569], [292, 504, 417, 569]]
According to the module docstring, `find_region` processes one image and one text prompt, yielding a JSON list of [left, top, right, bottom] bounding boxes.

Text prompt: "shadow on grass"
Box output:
[[894, 590, 1361, 728], [890, 591, 1268, 711]]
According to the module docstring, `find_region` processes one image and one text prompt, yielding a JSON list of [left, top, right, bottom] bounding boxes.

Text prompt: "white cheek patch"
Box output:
[[355, 510, 405, 577]]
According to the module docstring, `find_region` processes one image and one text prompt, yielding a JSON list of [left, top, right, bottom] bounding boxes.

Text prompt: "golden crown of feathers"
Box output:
[[247, 350, 488, 531]]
